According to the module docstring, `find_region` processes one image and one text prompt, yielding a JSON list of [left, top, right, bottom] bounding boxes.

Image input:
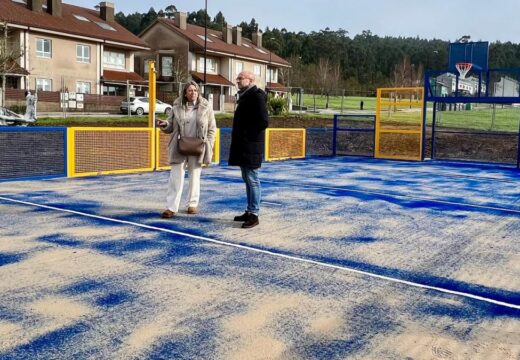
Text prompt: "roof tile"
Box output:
[[157, 19, 290, 67], [0, 1, 148, 48], [191, 71, 234, 86]]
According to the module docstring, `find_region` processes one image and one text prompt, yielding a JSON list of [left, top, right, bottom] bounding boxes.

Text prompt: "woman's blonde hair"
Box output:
[[182, 80, 201, 105]]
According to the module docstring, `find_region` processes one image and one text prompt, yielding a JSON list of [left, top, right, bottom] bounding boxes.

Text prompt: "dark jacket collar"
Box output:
[[237, 85, 257, 101]]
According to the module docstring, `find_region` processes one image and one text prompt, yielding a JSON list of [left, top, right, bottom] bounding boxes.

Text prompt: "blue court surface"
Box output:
[[1, 157, 519, 359]]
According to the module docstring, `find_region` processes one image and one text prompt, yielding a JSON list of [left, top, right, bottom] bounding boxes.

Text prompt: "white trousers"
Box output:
[[166, 157, 202, 213]]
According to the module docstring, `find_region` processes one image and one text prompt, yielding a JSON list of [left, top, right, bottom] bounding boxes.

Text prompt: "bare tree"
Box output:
[[285, 55, 304, 87], [0, 23, 24, 106], [168, 49, 189, 95], [314, 58, 341, 108], [277, 66, 290, 87], [393, 55, 420, 88]]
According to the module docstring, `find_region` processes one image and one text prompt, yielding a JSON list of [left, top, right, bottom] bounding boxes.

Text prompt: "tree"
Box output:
[[169, 50, 189, 94], [0, 23, 24, 106], [116, 12, 144, 35], [314, 58, 341, 108], [187, 9, 210, 27], [212, 11, 226, 31], [141, 8, 158, 31], [164, 5, 177, 19], [239, 18, 258, 39], [392, 55, 421, 87]]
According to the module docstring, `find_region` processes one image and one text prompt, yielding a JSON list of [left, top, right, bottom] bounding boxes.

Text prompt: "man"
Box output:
[[229, 71, 269, 229], [25, 91, 37, 121]]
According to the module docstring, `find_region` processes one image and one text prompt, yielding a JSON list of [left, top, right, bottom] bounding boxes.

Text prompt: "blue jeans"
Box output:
[[240, 166, 261, 215]]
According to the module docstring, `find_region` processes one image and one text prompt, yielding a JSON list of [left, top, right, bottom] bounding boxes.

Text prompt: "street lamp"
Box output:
[[203, 0, 208, 97]]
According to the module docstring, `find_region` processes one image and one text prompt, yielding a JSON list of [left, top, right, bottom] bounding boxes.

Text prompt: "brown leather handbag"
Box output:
[[178, 136, 204, 156]]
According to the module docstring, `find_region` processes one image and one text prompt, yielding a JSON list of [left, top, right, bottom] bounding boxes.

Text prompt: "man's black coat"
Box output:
[[228, 85, 269, 168]]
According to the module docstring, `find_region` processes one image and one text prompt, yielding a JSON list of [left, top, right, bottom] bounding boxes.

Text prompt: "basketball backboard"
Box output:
[[448, 41, 489, 74]]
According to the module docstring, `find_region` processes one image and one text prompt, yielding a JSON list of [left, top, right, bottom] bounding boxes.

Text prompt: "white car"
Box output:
[[120, 97, 172, 115]]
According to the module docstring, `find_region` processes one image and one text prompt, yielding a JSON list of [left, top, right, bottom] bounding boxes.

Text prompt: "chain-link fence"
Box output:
[[287, 87, 377, 114]]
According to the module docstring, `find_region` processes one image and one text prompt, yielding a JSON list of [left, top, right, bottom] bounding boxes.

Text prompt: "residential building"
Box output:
[[493, 76, 519, 97], [436, 73, 486, 96], [0, 0, 149, 96], [137, 12, 291, 111]]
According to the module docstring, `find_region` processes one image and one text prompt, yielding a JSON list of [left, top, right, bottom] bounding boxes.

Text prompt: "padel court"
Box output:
[[1, 156, 519, 359]]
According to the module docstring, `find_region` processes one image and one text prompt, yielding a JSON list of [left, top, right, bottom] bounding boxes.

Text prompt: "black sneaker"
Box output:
[[242, 214, 259, 229], [234, 212, 251, 222]]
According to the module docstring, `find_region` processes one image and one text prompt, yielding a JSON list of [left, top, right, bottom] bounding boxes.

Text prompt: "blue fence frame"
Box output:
[[332, 114, 376, 157]]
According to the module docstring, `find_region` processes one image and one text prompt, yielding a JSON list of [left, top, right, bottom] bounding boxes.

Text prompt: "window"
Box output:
[[95, 21, 116, 31], [73, 14, 89, 22], [198, 57, 216, 73], [77, 44, 90, 63], [235, 62, 243, 75], [161, 56, 173, 77], [253, 64, 261, 76], [196, 35, 213, 42], [103, 85, 117, 96], [36, 38, 51, 58], [76, 81, 91, 94], [143, 59, 152, 74], [36, 78, 52, 91], [103, 51, 125, 70]]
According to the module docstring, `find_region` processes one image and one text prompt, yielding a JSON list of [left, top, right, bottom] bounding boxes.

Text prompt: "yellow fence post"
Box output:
[[148, 60, 157, 169], [66, 128, 76, 177]]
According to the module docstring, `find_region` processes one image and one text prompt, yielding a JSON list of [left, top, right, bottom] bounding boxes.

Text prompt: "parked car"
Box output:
[[120, 97, 172, 115], [0, 106, 35, 126]]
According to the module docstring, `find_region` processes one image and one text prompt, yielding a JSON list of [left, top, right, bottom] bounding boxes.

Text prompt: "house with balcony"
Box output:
[[0, 0, 149, 98], [137, 12, 291, 111]]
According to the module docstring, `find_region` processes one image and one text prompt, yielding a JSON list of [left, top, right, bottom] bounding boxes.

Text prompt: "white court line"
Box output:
[[1, 195, 519, 311], [262, 201, 282, 206]]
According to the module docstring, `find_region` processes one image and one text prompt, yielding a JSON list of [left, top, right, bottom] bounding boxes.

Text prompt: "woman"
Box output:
[[157, 81, 216, 218]]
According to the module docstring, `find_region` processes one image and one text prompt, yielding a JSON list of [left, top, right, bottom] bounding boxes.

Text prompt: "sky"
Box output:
[[70, 0, 520, 43]]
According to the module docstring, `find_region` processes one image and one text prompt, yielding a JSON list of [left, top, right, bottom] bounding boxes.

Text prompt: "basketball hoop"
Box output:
[[455, 62, 472, 79]]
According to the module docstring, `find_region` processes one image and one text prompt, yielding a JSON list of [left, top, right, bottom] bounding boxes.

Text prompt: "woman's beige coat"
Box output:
[[161, 96, 216, 165]]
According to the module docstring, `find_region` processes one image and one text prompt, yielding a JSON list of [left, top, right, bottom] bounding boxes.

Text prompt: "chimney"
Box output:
[[232, 26, 242, 46], [47, 0, 62, 17], [100, 2, 114, 23], [27, 0, 43, 12], [252, 30, 262, 48], [223, 24, 232, 44], [174, 12, 187, 30]]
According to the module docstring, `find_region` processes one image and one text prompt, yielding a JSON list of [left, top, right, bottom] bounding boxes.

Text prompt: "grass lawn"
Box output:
[[292, 94, 377, 111], [435, 106, 520, 132], [36, 113, 234, 127], [378, 106, 520, 132], [33, 105, 520, 133]]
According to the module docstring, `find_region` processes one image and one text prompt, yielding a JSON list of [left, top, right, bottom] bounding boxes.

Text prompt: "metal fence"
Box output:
[[288, 88, 376, 114]]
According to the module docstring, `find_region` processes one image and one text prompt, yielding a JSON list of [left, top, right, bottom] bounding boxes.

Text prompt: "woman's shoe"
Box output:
[[161, 209, 175, 218], [187, 207, 198, 214]]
